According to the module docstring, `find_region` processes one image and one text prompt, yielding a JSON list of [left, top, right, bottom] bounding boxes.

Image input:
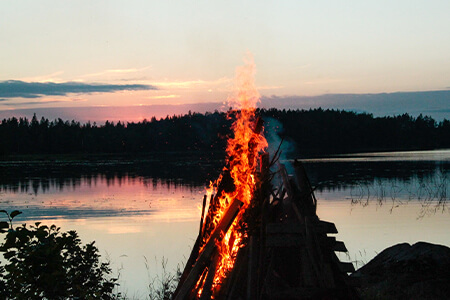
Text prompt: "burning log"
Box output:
[[199, 195, 207, 237], [173, 199, 242, 300], [199, 252, 220, 300]]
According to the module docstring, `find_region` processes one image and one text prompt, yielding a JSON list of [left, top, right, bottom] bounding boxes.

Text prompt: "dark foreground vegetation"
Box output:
[[0, 210, 120, 299], [0, 209, 183, 299], [0, 108, 448, 157]]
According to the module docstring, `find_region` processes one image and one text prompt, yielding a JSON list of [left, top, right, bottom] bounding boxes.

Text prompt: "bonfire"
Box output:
[[173, 56, 358, 300]]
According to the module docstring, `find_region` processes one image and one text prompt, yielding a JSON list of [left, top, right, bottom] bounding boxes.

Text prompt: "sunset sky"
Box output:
[[1, 0, 449, 122]]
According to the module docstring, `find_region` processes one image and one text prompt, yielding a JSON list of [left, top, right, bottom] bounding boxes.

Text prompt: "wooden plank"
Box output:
[[318, 236, 348, 252], [320, 236, 336, 248], [316, 220, 338, 234], [174, 199, 242, 300], [334, 241, 348, 252]]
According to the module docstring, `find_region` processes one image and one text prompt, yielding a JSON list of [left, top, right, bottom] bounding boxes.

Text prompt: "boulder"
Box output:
[[352, 242, 450, 299]]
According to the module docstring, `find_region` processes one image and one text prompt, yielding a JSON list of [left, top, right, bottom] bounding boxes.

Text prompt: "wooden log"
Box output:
[[266, 234, 305, 248], [172, 234, 201, 299], [199, 195, 207, 237], [337, 261, 355, 273], [291, 201, 304, 222], [322, 262, 336, 289], [259, 152, 270, 174], [293, 160, 317, 213], [174, 199, 242, 300], [278, 164, 293, 203], [225, 246, 249, 300], [267, 221, 334, 235], [304, 216, 326, 288], [300, 246, 316, 287], [265, 286, 324, 299], [199, 252, 220, 300], [257, 194, 270, 295], [246, 236, 257, 300], [191, 268, 208, 299], [266, 223, 304, 234]]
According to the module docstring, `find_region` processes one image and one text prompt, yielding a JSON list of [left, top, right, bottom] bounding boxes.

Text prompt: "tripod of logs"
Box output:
[[173, 154, 359, 299]]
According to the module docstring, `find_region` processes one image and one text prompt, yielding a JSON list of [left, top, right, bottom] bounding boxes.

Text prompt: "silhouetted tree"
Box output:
[[0, 109, 448, 156]]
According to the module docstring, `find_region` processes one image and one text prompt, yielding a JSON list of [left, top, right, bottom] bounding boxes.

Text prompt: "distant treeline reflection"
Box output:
[[0, 175, 200, 196], [0, 158, 221, 195], [304, 161, 449, 192], [1, 159, 447, 197], [0, 108, 449, 156]]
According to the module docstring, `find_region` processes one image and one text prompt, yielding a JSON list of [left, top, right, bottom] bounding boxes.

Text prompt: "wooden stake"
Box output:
[[174, 199, 242, 300], [246, 235, 257, 300], [199, 252, 220, 300], [199, 195, 207, 237]]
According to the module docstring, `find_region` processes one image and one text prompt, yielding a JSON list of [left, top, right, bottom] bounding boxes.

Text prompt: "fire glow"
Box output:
[[196, 55, 268, 297]]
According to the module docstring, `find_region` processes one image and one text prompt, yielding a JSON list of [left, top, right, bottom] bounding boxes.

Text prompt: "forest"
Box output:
[[0, 108, 449, 157]]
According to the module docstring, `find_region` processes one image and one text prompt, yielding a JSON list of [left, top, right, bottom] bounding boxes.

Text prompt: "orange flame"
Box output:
[[199, 54, 267, 297]]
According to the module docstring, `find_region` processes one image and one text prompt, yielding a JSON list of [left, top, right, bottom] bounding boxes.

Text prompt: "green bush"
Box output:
[[0, 210, 120, 299]]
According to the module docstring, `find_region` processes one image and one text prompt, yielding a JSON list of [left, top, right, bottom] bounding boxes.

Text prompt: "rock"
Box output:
[[352, 242, 450, 300]]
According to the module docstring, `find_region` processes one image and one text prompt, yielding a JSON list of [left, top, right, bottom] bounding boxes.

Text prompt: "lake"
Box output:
[[0, 150, 449, 297]]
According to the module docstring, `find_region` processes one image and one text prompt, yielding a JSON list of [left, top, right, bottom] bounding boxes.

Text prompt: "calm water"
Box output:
[[0, 150, 449, 297]]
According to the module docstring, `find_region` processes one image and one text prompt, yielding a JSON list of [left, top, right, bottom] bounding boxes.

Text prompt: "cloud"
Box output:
[[1, 98, 87, 106], [146, 94, 180, 99], [260, 90, 450, 120], [80, 66, 151, 78], [19, 71, 65, 83], [0, 80, 157, 99], [152, 77, 231, 89]]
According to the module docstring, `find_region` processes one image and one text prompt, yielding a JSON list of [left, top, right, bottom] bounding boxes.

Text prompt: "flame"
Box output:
[[199, 54, 267, 297]]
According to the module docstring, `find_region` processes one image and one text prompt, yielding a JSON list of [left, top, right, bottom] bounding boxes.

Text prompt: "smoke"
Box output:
[[263, 116, 297, 174]]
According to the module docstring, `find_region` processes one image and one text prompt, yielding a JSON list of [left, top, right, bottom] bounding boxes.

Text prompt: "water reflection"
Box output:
[[0, 154, 223, 195], [0, 174, 206, 222], [347, 171, 448, 216], [303, 160, 448, 191], [0, 150, 449, 295], [0, 175, 200, 196], [300, 154, 449, 218]]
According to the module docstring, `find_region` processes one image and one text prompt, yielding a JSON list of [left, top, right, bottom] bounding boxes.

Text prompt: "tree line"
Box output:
[[0, 109, 448, 157]]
